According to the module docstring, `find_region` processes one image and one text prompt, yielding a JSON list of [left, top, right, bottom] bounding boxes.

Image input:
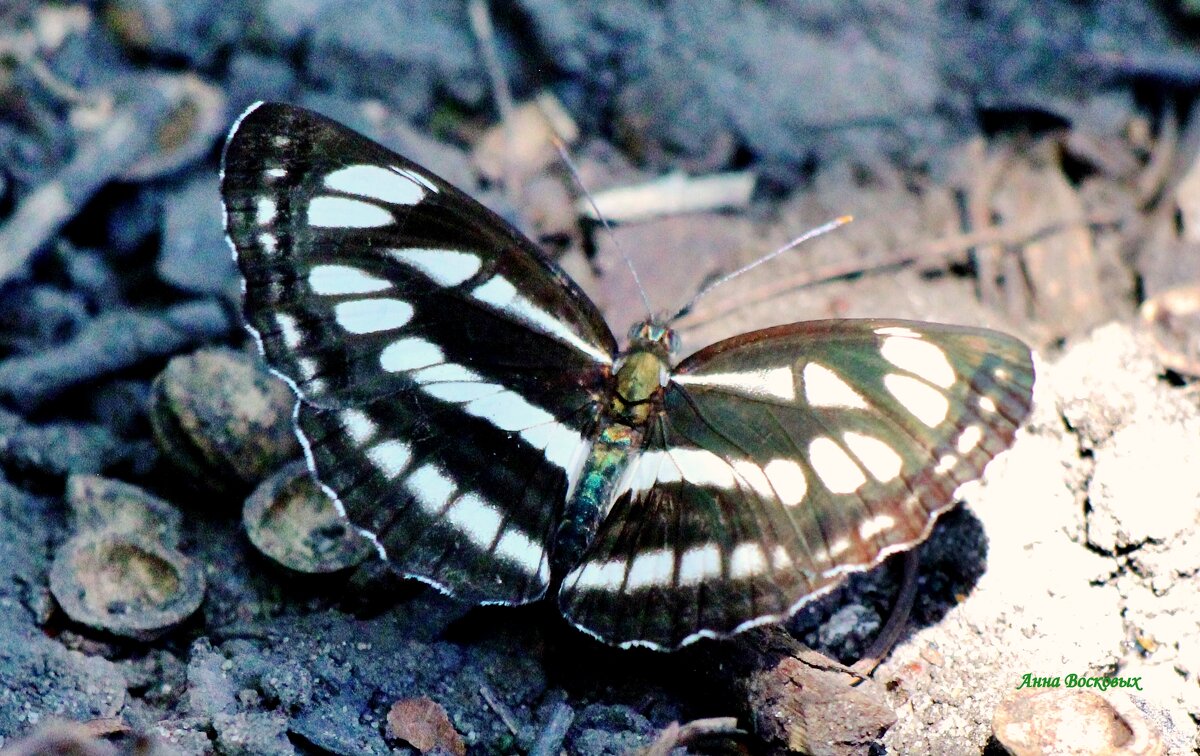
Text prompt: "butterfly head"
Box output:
[[627, 319, 680, 358]]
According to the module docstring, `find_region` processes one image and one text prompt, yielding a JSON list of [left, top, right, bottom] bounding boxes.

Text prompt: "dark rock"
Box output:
[[307, 0, 485, 119], [0, 284, 90, 353], [185, 639, 239, 720], [59, 245, 123, 312], [226, 53, 299, 117], [159, 174, 236, 295], [0, 408, 127, 479], [213, 711, 297, 756], [0, 301, 233, 411], [104, 0, 243, 68], [258, 659, 315, 711], [0, 612, 127, 741], [106, 188, 164, 258]]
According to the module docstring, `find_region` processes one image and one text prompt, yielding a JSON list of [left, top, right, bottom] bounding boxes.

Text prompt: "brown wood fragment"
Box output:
[[637, 716, 744, 756], [712, 626, 896, 756], [385, 697, 466, 756], [991, 141, 1110, 334]]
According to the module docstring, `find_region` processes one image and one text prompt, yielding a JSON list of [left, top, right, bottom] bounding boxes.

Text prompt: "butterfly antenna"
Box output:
[[668, 215, 853, 323], [550, 134, 655, 319]]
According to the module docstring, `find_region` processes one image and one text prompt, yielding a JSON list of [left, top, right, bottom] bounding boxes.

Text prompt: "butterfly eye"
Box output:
[[665, 328, 680, 354]]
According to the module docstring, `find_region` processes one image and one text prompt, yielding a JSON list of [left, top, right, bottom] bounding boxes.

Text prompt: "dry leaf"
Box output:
[[386, 697, 466, 756]]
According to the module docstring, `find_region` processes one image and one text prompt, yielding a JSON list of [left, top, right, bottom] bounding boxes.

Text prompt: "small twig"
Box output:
[[850, 550, 920, 676], [478, 683, 520, 737], [678, 210, 1124, 333], [638, 717, 743, 756], [468, 0, 519, 212], [0, 77, 184, 283], [575, 170, 757, 224], [1136, 102, 1179, 208], [528, 702, 574, 756], [0, 301, 232, 411], [968, 143, 1011, 311]]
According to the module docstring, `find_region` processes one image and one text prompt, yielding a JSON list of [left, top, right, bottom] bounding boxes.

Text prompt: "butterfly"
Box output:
[[221, 102, 1035, 650]]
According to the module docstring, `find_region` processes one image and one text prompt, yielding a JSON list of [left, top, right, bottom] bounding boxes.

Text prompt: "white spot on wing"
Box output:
[[729, 542, 768, 579], [390, 248, 481, 287], [626, 547, 675, 590], [884, 374, 949, 427], [412, 363, 497, 402], [678, 543, 721, 585], [978, 395, 997, 414], [308, 196, 393, 228], [309, 264, 392, 295], [519, 422, 587, 477], [771, 545, 792, 570], [569, 558, 626, 590], [881, 336, 956, 388], [264, 167, 286, 179], [339, 409, 375, 445], [763, 458, 807, 506], [859, 513, 896, 540], [406, 463, 456, 514], [324, 164, 425, 205], [422, 380, 502, 403], [380, 338, 443, 372], [258, 232, 277, 254], [731, 460, 775, 499], [333, 298, 413, 334], [366, 439, 411, 479], [494, 528, 547, 579], [274, 313, 302, 348], [956, 425, 983, 454], [396, 166, 438, 193], [445, 492, 503, 549], [669, 447, 736, 489], [672, 366, 796, 401], [874, 325, 922, 338], [464, 391, 553, 432], [935, 454, 956, 474], [809, 437, 867, 493], [803, 362, 869, 409], [256, 197, 276, 225], [410, 363, 480, 384], [296, 357, 321, 384], [472, 276, 612, 365], [843, 432, 903, 482]]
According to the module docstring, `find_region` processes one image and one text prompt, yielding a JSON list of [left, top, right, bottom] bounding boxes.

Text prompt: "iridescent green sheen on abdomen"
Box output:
[[552, 424, 638, 573]]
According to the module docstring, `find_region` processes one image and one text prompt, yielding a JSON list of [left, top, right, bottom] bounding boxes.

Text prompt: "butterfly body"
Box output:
[[222, 102, 1035, 650]]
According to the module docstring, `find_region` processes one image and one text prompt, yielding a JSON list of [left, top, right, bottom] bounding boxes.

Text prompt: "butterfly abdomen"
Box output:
[[550, 327, 679, 585], [552, 424, 638, 574]]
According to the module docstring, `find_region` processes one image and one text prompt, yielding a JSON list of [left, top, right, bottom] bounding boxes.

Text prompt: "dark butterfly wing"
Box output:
[[560, 319, 1033, 648], [223, 102, 617, 604]]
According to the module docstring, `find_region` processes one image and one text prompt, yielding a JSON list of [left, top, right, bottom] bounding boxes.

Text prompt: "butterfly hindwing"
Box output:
[[560, 320, 1033, 648], [223, 103, 617, 603]]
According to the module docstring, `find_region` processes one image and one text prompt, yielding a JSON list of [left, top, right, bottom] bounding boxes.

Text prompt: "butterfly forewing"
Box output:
[[560, 319, 1033, 649], [223, 103, 617, 604]]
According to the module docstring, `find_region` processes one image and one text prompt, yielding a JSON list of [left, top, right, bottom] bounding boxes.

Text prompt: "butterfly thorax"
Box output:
[[609, 319, 678, 426]]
